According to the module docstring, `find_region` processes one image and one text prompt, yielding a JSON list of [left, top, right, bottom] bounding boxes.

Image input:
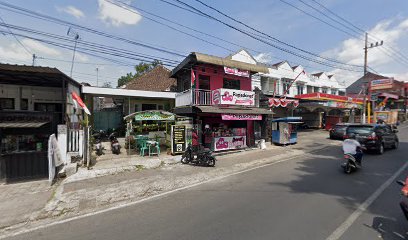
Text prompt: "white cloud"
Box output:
[[57, 6, 85, 19], [22, 39, 61, 56], [0, 42, 31, 62], [75, 52, 90, 62], [98, 0, 142, 27], [322, 17, 408, 86]]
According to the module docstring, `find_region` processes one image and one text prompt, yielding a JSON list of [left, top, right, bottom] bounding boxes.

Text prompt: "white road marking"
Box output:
[[326, 159, 408, 240], [0, 148, 328, 239]]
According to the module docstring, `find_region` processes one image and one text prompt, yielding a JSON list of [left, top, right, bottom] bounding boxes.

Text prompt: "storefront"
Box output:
[[175, 105, 273, 152], [0, 111, 58, 182], [0, 64, 82, 183], [295, 93, 363, 129]]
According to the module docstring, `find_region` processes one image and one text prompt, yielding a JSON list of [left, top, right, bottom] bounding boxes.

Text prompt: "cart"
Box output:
[[271, 117, 303, 145]]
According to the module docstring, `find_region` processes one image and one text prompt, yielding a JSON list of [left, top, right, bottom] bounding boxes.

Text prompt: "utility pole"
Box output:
[[67, 28, 80, 77], [96, 67, 99, 87], [32, 54, 37, 66], [362, 32, 383, 124]]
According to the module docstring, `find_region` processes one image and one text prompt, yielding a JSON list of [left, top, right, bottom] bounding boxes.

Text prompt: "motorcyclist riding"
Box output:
[[342, 133, 363, 166]]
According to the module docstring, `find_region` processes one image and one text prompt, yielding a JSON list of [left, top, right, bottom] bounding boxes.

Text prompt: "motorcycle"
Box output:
[[181, 145, 216, 167], [341, 149, 363, 174], [396, 179, 408, 222], [109, 132, 121, 155], [94, 138, 104, 156]]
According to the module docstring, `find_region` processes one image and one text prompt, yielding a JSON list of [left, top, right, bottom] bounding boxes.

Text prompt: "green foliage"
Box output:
[[117, 60, 162, 87]]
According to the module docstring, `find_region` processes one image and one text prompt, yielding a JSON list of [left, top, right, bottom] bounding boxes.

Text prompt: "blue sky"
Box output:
[[0, 0, 407, 87]]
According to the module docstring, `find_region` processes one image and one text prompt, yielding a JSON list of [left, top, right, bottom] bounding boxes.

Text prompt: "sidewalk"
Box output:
[[0, 129, 336, 235]]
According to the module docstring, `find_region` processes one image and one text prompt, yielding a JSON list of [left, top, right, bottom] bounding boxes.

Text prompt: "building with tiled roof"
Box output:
[[125, 65, 176, 92]]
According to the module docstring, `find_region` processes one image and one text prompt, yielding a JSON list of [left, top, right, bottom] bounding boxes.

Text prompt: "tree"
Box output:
[[101, 82, 112, 88], [117, 60, 162, 87]]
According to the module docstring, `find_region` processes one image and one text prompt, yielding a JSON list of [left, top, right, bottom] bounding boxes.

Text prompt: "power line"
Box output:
[[157, 0, 363, 72], [168, 0, 364, 70], [0, 14, 32, 56], [296, 0, 408, 67], [0, 1, 187, 57]]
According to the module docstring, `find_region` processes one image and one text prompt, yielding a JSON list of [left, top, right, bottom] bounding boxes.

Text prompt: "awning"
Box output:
[[123, 110, 175, 121], [0, 121, 49, 128], [196, 106, 275, 115]]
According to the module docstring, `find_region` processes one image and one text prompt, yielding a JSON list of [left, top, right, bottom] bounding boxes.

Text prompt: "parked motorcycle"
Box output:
[[94, 138, 104, 156], [396, 179, 408, 222], [109, 132, 121, 155], [93, 130, 105, 156], [181, 145, 216, 167], [341, 150, 362, 174]]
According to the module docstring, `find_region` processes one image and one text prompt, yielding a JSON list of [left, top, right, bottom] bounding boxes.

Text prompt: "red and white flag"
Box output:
[[191, 69, 196, 86], [71, 92, 91, 115]]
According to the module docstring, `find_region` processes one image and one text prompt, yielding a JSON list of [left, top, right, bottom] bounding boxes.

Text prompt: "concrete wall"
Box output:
[[0, 84, 63, 111]]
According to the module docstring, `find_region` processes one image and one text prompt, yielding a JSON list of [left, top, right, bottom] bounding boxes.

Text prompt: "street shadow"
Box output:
[[270, 141, 408, 237]]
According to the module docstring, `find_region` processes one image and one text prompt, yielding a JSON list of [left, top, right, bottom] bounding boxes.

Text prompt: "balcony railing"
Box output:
[[175, 89, 213, 107], [175, 88, 257, 107]]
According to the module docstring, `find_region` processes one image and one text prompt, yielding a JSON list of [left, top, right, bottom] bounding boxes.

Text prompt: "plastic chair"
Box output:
[[139, 139, 148, 156], [149, 141, 160, 156]]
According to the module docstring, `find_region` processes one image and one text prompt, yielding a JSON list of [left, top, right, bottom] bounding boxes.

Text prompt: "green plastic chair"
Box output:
[[149, 141, 160, 156], [139, 139, 148, 156]]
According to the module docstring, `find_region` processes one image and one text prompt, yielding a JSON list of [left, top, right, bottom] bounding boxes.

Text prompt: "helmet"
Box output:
[[348, 133, 356, 139]]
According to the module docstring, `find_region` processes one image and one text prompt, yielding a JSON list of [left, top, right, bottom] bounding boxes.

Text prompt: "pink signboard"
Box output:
[[224, 67, 250, 77], [221, 114, 262, 120], [212, 88, 255, 106], [214, 136, 247, 151]]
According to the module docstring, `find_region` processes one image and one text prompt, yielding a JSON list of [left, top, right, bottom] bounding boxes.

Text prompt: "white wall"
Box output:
[[229, 50, 257, 64]]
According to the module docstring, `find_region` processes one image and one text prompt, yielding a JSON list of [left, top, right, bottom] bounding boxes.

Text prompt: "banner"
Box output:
[[224, 67, 250, 77], [371, 78, 393, 90], [268, 98, 299, 108], [171, 125, 186, 154], [213, 136, 247, 151], [221, 114, 262, 120], [212, 88, 255, 106]]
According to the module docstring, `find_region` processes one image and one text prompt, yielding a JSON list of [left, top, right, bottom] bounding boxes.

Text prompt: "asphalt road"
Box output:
[[5, 126, 408, 240]]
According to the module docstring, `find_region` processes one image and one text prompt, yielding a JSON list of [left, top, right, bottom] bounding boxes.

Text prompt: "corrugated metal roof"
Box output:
[[0, 121, 49, 128], [194, 53, 269, 73]]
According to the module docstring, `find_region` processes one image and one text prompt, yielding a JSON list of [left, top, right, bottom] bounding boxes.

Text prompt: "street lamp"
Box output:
[[67, 27, 80, 78], [362, 33, 383, 124]]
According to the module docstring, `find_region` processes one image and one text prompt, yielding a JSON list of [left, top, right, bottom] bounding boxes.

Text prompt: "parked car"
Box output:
[[345, 124, 399, 154], [329, 123, 349, 140]]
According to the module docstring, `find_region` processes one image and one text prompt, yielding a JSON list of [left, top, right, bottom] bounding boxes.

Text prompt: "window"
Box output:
[[314, 87, 320, 93], [283, 81, 291, 95], [142, 104, 157, 111], [0, 98, 14, 110], [331, 89, 337, 95], [223, 79, 240, 90], [297, 85, 304, 95], [34, 103, 62, 112], [157, 105, 164, 110], [199, 75, 210, 90], [322, 88, 328, 94], [20, 98, 28, 110], [269, 79, 277, 93], [135, 104, 140, 112]]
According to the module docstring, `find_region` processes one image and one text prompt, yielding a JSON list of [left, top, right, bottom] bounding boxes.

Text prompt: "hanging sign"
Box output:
[[221, 114, 262, 120], [224, 67, 250, 77], [371, 78, 393, 90], [171, 125, 186, 154], [212, 88, 255, 106]]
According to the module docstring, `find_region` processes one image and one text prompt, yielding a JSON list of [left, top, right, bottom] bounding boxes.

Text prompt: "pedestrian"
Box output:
[[192, 128, 199, 153]]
